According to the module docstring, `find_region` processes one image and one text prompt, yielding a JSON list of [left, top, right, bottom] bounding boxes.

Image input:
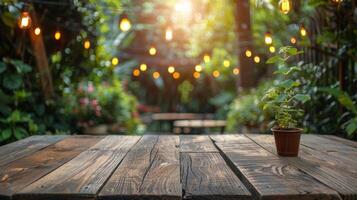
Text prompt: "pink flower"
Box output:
[[87, 83, 94, 93], [91, 99, 98, 107], [79, 98, 89, 105]]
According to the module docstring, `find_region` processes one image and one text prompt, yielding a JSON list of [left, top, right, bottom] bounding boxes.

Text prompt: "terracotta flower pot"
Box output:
[[271, 127, 302, 157]]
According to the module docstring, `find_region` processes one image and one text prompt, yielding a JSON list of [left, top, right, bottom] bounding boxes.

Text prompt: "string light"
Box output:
[[193, 72, 200, 79], [279, 0, 292, 14], [300, 25, 307, 37], [195, 64, 202, 72], [331, 0, 343, 4], [112, 57, 119, 66], [245, 50, 252, 57], [173, 72, 180, 79], [149, 47, 157, 56], [153, 71, 160, 79], [140, 63, 147, 71], [223, 60, 230, 68], [54, 31, 61, 40], [254, 56, 261, 63], [203, 54, 210, 63], [290, 37, 297, 44], [264, 32, 273, 45], [18, 12, 31, 29], [119, 15, 131, 32], [168, 66, 175, 73], [34, 27, 41, 35], [133, 69, 140, 77], [233, 68, 240, 75], [213, 70, 220, 78], [165, 27, 173, 41], [269, 46, 276, 53], [84, 40, 91, 49]]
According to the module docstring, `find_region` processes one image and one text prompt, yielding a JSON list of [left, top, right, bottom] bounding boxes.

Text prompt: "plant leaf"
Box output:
[[9, 60, 32, 73], [0, 61, 6, 74], [346, 118, 357, 137], [1, 128, 12, 141], [3, 74, 22, 90], [13, 127, 28, 140], [294, 94, 311, 103], [266, 55, 284, 64]]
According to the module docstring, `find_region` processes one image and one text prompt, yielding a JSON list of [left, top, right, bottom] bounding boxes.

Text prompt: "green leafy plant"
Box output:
[[262, 46, 311, 129]]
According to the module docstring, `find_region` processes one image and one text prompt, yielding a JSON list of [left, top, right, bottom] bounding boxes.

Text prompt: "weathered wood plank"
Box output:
[[0, 136, 101, 200], [322, 135, 357, 148], [180, 135, 218, 152], [215, 136, 341, 200], [181, 152, 251, 200], [246, 134, 357, 200], [210, 134, 251, 144], [15, 136, 140, 200], [0, 135, 66, 167], [98, 135, 181, 200]]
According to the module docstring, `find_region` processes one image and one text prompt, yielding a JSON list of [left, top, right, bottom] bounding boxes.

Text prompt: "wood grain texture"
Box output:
[[246, 134, 357, 200], [180, 135, 218, 153], [15, 136, 140, 200], [322, 135, 357, 148], [181, 153, 251, 200], [0, 135, 66, 167], [215, 136, 341, 200], [210, 134, 251, 144], [0, 136, 102, 200], [98, 135, 181, 200]]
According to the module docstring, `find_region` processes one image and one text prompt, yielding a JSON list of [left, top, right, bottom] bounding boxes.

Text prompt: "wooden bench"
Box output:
[[151, 113, 214, 131], [173, 119, 227, 134]]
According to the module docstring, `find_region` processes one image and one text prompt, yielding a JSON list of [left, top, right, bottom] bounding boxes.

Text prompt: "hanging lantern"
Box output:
[[149, 46, 157, 56], [165, 27, 173, 41], [18, 11, 31, 29], [54, 31, 61, 40], [34, 27, 41, 35], [84, 40, 91, 49], [119, 14, 131, 32], [264, 32, 273, 45], [300, 25, 307, 37], [279, 0, 292, 14]]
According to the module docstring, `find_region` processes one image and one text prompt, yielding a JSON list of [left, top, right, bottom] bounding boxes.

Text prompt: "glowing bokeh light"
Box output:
[[18, 12, 31, 29], [245, 50, 252, 57], [140, 64, 147, 71], [168, 66, 175, 73], [112, 57, 119, 66]]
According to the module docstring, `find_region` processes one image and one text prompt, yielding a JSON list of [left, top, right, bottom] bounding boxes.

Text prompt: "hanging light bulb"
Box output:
[[112, 57, 119, 66], [54, 31, 61, 40], [264, 32, 273, 45], [165, 27, 173, 41], [233, 68, 240, 75], [168, 66, 175, 73], [193, 72, 200, 79], [195, 64, 202, 72], [153, 71, 160, 79], [34, 27, 41, 35], [18, 11, 31, 29], [279, 0, 292, 14], [245, 50, 252, 57], [173, 72, 180, 79], [223, 60, 230, 68], [269, 46, 276, 53], [254, 56, 261, 63], [119, 14, 131, 32], [300, 25, 307, 37], [84, 40, 91, 49], [290, 37, 297, 44], [213, 70, 220, 78], [149, 46, 157, 56], [203, 54, 210, 63], [140, 64, 147, 71]]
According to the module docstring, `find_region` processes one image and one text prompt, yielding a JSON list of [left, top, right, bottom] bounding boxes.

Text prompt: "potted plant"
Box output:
[[262, 46, 310, 156]]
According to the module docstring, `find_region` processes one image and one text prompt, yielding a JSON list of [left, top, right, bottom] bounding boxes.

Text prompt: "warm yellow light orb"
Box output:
[[290, 37, 297, 44], [120, 18, 131, 32], [149, 47, 157, 56], [168, 66, 175, 74], [279, 0, 291, 14], [18, 12, 31, 29], [254, 56, 261, 63], [223, 60, 230, 68], [245, 50, 252, 57], [54, 31, 61, 40], [112, 57, 119, 66], [203, 54, 210, 63], [213, 70, 220, 78], [195, 64, 202, 72], [84, 40, 91, 49], [193, 72, 200, 79], [173, 72, 180, 79], [34, 27, 41, 35], [233, 68, 240, 75], [165, 27, 173, 41], [264, 32, 273, 45], [140, 64, 147, 71], [269, 46, 276, 53], [300, 26, 307, 37], [133, 69, 140, 77], [153, 71, 160, 79]]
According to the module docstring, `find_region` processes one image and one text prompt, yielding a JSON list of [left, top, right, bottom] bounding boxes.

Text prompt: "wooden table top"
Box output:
[[174, 120, 226, 128], [152, 113, 213, 121], [0, 134, 356, 200]]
